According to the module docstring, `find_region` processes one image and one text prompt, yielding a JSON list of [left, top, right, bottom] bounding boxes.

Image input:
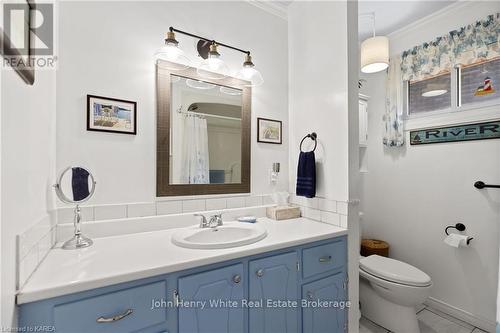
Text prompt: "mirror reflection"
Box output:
[[55, 166, 96, 204], [170, 75, 242, 184]]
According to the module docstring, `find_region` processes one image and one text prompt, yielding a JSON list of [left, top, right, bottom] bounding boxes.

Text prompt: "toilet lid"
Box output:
[[359, 255, 431, 287]]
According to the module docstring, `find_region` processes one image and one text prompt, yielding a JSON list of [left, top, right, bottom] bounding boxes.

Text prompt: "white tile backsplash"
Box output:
[[19, 246, 38, 288], [318, 198, 337, 213], [182, 199, 206, 213], [127, 203, 156, 218], [320, 211, 340, 226], [337, 201, 348, 215], [17, 214, 56, 288], [157, 201, 183, 215], [290, 195, 319, 208], [245, 195, 263, 207], [94, 204, 127, 220], [57, 206, 94, 224], [262, 194, 275, 205], [340, 214, 348, 228], [226, 197, 245, 209], [301, 207, 321, 221], [205, 198, 227, 211]]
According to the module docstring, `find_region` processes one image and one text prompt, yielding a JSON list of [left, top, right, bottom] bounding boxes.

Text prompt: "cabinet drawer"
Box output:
[[54, 280, 167, 333], [302, 238, 346, 279]]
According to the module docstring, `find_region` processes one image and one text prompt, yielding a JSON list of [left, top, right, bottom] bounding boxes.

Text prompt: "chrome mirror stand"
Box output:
[[54, 166, 96, 250], [61, 204, 93, 250]]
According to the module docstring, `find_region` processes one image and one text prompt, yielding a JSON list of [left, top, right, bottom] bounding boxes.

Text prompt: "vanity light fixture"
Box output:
[[360, 13, 389, 74], [236, 53, 264, 87], [197, 42, 230, 80], [159, 27, 263, 86], [155, 30, 191, 71]]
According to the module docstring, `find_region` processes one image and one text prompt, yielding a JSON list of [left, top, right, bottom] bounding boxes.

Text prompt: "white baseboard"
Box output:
[[424, 297, 496, 333]]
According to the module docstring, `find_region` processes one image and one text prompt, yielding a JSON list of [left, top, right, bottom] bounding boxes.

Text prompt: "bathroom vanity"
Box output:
[[17, 218, 347, 333]]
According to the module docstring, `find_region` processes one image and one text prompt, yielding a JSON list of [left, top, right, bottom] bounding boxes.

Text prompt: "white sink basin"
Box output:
[[172, 222, 267, 249]]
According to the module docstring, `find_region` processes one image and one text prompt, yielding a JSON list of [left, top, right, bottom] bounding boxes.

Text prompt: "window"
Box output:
[[408, 72, 452, 116], [460, 57, 500, 107], [406, 57, 500, 118]]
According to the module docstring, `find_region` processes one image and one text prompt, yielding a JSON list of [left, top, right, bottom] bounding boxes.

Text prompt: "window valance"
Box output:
[[401, 13, 500, 82]]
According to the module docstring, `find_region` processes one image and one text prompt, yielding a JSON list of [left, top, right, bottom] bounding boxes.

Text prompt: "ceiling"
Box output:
[[358, 1, 457, 40], [252, 0, 458, 39]]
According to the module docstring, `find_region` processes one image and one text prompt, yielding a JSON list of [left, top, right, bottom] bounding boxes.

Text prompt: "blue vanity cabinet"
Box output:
[[18, 276, 170, 333], [177, 263, 244, 333], [248, 252, 299, 333], [18, 235, 347, 333], [302, 271, 348, 333]]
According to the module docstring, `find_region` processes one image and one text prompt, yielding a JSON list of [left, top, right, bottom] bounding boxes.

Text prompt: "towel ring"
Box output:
[[300, 132, 317, 152]]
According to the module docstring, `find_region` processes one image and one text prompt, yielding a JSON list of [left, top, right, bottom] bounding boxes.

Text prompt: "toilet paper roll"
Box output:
[[444, 234, 470, 248]]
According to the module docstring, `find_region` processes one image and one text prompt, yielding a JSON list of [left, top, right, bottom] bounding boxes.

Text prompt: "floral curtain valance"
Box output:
[[401, 13, 500, 81]]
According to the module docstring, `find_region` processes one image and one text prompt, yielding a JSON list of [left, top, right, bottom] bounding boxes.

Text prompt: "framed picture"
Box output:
[[257, 117, 282, 144], [87, 95, 137, 135]]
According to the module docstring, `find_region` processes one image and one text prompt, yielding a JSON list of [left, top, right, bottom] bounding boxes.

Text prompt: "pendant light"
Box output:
[[360, 13, 389, 74], [197, 42, 229, 80], [236, 53, 264, 87], [155, 30, 191, 71], [422, 83, 447, 97]]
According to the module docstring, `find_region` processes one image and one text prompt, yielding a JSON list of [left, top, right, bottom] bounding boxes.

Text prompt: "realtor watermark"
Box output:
[[2, 2, 57, 70], [150, 298, 351, 310]]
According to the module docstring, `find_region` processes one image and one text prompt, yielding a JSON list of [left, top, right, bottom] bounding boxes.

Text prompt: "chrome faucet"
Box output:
[[209, 213, 223, 228], [195, 213, 223, 228]]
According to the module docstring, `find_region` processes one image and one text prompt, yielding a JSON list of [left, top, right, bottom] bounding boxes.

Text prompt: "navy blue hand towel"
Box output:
[[296, 151, 316, 198], [72, 167, 90, 201]]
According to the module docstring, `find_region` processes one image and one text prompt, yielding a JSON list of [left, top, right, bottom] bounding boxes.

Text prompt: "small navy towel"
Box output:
[[296, 151, 316, 198], [72, 167, 90, 201]]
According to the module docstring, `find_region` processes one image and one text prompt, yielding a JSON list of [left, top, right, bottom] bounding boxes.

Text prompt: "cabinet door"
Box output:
[[302, 272, 347, 333], [178, 264, 244, 333], [249, 252, 298, 333]]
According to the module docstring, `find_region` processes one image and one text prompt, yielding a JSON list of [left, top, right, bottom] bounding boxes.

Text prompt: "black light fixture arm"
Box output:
[[169, 27, 250, 55]]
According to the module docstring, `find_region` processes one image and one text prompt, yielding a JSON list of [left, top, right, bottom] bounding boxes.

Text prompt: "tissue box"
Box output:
[[266, 206, 301, 220]]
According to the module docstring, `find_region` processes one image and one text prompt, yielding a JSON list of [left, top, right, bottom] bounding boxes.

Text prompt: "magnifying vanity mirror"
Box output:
[[54, 166, 96, 249], [156, 60, 251, 196]]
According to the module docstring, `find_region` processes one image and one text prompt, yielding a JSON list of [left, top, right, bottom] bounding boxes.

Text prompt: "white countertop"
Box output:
[[17, 217, 347, 304]]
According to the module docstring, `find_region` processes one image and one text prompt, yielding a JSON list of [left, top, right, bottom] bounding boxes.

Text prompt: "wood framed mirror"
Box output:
[[156, 60, 251, 196]]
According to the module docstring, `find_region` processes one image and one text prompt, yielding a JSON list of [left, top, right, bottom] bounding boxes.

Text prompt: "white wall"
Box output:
[[56, 1, 289, 205], [1, 69, 56, 327], [288, 1, 349, 202], [288, 1, 358, 331], [360, 2, 500, 328]]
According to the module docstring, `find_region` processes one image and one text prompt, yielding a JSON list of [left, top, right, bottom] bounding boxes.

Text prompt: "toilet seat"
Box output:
[[360, 255, 432, 287]]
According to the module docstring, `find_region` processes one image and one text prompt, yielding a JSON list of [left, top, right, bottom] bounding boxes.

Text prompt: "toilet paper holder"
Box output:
[[445, 223, 473, 245]]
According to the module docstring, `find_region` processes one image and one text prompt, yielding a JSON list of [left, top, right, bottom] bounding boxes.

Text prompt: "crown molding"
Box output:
[[246, 0, 288, 20], [388, 1, 474, 39]]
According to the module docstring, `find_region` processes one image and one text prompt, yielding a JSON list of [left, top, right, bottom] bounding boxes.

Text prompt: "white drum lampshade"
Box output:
[[361, 36, 389, 74]]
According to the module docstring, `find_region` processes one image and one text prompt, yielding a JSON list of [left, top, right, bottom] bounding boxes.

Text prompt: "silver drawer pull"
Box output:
[[233, 274, 241, 284], [256, 269, 264, 277], [319, 255, 332, 263], [96, 309, 133, 323]]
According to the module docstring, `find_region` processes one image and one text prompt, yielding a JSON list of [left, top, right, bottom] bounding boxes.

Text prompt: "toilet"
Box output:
[[359, 255, 432, 333]]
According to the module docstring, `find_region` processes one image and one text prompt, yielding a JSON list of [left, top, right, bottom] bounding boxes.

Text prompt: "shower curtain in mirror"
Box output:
[[181, 115, 210, 184]]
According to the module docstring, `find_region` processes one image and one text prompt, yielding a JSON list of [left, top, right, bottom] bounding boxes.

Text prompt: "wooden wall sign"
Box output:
[[410, 120, 500, 145]]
